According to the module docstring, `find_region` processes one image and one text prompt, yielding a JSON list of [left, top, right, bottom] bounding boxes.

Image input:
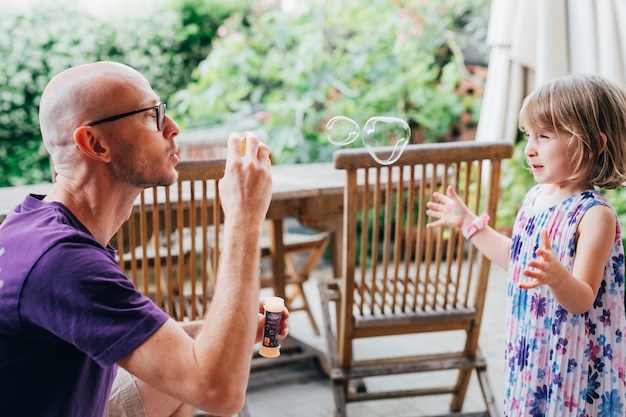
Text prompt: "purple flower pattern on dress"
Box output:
[[530, 293, 547, 318]]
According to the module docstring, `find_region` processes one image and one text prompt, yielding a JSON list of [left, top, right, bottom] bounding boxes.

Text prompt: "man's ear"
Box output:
[[74, 126, 112, 162]]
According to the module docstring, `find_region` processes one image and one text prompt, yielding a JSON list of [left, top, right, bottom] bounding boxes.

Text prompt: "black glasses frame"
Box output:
[[86, 102, 166, 131]]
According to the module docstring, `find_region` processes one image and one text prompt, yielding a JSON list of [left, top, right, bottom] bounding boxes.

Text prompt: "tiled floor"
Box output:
[[240, 261, 509, 417]]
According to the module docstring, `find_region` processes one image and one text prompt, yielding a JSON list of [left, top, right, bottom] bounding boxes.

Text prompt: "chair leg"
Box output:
[[318, 279, 348, 416], [476, 364, 499, 417], [450, 367, 472, 411], [284, 254, 321, 335], [452, 352, 498, 416], [286, 282, 320, 335], [332, 379, 348, 417]]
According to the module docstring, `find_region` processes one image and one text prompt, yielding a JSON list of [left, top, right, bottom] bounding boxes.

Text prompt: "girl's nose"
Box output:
[[524, 137, 537, 157]]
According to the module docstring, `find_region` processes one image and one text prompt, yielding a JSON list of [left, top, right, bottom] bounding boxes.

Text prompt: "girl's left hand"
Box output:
[[426, 185, 470, 229], [519, 228, 567, 289]]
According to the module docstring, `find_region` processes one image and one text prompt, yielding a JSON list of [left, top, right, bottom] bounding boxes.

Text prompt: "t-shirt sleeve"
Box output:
[[19, 240, 170, 367]]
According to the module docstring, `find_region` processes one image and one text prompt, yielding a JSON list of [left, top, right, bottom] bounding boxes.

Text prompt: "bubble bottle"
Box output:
[[259, 296, 285, 358]]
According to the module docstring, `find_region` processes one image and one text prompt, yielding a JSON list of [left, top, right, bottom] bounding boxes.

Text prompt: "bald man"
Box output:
[[0, 62, 285, 417]]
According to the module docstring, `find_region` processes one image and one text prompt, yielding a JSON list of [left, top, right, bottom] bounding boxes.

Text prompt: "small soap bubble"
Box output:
[[362, 116, 411, 165], [325, 116, 360, 146]]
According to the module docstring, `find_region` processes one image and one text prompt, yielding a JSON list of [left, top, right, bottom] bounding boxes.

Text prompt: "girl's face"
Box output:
[[523, 128, 573, 187]]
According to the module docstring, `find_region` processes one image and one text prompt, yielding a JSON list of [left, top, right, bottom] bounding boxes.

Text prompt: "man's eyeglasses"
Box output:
[[86, 102, 166, 131]]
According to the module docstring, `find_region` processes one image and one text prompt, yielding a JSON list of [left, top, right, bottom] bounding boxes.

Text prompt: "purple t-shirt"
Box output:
[[0, 195, 170, 416]]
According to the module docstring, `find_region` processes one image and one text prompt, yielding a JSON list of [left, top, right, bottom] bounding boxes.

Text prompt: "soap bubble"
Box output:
[[325, 115, 412, 165], [325, 116, 360, 145], [362, 116, 411, 165]]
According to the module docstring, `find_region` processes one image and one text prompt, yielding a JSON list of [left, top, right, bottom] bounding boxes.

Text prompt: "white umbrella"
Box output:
[[476, 0, 626, 142]]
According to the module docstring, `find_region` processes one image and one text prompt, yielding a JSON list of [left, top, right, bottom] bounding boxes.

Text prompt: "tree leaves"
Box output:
[[170, 0, 490, 164], [0, 2, 198, 186]]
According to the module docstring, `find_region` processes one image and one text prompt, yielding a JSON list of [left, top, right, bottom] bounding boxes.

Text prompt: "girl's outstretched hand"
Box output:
[[519, 228, 567, 289], [426, 185, 471, 229]]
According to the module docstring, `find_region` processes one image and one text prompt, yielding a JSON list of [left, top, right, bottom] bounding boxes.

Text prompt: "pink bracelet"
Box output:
[[462, 213, 490, 239]]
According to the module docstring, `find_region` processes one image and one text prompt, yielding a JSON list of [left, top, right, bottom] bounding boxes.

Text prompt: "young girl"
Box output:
[[427, 73, 626, 416]]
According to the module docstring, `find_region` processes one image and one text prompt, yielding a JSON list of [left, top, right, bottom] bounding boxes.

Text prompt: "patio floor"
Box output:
[[239, 260, 508, 417]]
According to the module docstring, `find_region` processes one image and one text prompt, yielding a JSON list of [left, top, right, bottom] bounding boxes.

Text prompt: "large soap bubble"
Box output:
[[325, 116, 360, 146], [361, 116, 411, 165]]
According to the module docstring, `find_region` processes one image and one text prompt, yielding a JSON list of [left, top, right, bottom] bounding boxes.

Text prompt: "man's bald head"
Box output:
[[39, 61, 153, 165]]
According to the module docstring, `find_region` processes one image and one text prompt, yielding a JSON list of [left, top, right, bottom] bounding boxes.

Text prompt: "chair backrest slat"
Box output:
[[112, 159, 226, 321]]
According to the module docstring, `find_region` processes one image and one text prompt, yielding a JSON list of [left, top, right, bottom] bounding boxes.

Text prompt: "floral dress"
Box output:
[[504, 185, 626, 416]]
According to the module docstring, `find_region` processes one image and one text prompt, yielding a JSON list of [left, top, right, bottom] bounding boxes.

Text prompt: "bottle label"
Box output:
[[263, 310, 283, 348]]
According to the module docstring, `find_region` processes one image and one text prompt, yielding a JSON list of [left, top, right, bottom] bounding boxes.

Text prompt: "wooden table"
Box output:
[[0, 163, 346, 299], [265, 163, 345, 298]]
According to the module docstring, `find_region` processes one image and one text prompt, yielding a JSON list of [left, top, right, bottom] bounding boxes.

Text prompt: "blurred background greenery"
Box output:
[[2, 0, 624, 248], [0, 0, 491, 186]]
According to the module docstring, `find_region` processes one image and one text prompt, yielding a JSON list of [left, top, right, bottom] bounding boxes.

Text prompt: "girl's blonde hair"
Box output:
[[518, 73, 626, 189]]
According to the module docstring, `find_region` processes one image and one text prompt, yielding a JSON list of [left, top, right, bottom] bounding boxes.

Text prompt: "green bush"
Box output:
[[0, 0, 489, 185], [170, 0, 491, 164], [170, 0, 249, 75], [0, 1, 220, 187]]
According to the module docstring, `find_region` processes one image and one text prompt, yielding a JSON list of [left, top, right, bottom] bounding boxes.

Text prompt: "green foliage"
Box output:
[[0, 0, 489, 186], [170, 0, 491, 164], [497, 138, 534, 231], [0, 2, 193, 186], [166, 0, 249, 87]]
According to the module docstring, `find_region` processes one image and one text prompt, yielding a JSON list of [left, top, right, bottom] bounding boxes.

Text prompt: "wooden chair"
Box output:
[[319, 141, 513, 416], [259, 219, 330, 335], [113, 158, 330, 331], [113, 159, 227, 321]]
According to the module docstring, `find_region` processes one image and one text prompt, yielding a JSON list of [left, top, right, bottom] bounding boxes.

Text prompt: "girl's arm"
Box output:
[[520, 204, 614, 314], [426, 185, 511, 271]]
